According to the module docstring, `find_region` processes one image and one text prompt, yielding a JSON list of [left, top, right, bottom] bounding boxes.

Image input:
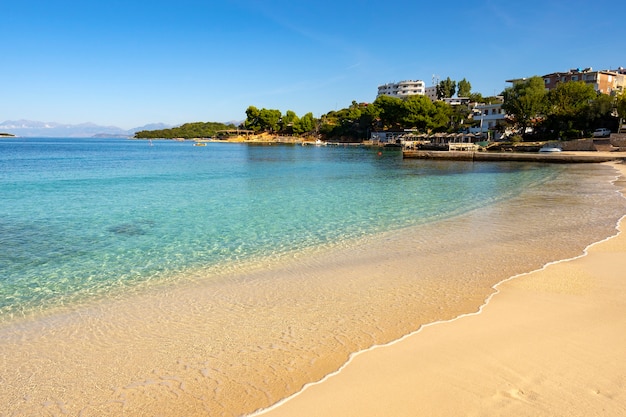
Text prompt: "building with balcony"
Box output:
[[469, 102, 506, 138], [377, 80, 425, 98], [507, 67, 625, 95]]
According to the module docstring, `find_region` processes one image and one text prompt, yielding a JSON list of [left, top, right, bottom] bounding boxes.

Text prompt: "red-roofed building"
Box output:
[[507, 67, 625, 95]]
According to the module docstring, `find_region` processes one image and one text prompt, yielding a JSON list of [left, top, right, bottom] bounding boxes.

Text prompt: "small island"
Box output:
[[0, 132, 15, 137]]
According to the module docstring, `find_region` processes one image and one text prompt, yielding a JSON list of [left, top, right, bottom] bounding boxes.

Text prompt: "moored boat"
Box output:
[[539, 145, 562, 153]]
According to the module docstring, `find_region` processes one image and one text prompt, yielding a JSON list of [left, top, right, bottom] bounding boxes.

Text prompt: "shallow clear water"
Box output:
[[0, 138, 559, 320], [1, 138, 626, 417]]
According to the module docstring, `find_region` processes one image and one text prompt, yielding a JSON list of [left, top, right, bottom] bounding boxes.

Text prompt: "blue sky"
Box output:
[[2, 0, 624, 129]]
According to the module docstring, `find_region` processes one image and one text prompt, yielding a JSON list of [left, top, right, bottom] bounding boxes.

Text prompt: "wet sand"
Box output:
[[252, 161, 626, 417]]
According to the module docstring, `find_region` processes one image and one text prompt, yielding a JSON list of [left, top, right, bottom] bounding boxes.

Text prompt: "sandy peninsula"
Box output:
[[253, 161, 626, 417]]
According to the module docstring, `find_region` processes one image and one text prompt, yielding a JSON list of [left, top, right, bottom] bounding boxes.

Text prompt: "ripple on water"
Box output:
[[1, 140, 625, 416]]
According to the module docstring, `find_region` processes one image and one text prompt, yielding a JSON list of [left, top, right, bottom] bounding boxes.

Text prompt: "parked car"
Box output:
[[592, 128, 611, 137]]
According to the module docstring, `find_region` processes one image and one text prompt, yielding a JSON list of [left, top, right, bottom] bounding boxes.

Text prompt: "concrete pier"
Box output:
[[402, 150, 626, 163]]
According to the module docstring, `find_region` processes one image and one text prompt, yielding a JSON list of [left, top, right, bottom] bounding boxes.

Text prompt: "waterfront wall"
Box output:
[[403, 150, 626, 163]]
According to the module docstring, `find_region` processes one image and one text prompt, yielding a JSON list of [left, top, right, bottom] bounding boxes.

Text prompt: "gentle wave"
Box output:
[[246, 167, 626, 417]]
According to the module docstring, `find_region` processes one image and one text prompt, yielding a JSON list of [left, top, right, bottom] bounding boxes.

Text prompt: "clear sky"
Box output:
[[2, 0, 624, 129]]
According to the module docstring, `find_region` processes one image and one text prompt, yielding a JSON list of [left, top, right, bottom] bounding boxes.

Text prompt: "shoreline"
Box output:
[[251, 161, 626, 417], [1, 162, 624, 416]]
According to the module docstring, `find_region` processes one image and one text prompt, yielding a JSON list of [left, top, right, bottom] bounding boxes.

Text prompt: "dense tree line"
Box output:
[[243, 95, 477, 141], [243, 106, 315, 135], [134, 74, 624, 142], [435, 77, 472, 99], [134, 76, 483, 141], [239, 77, 500, 141], [134, 121, 236, 139], [502, 76, 622, 140]]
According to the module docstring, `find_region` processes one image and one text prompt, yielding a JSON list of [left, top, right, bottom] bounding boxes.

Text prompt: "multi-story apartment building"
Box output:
[[425, 85, 438, 101], [507, 67, 625, 95], [377, 80, 425, 98], [469, 102, 506, 136], [542, 68, 625, 94]]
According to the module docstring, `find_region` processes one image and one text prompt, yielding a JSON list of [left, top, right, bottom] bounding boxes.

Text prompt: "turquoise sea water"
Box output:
[[3, 137, 626, 416], [0, 138, 608, 320]]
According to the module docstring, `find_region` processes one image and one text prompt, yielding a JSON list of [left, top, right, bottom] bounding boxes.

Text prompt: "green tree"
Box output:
[[401, 95, 436, 130], [373, 95, 405, 130], [243, 106, 283, 132], [547, 81, 596, 118], [244, 105, 261, 131], [282, 110, 299, 128], [502, 76, 547, 135], [587, 93, 614, 122], [293, 112, 315, 134], [318, 101, 372, 140], [361, 103, 380, 133], [468, 92, 484, 103], [617, 92, 626, 132], [302, 112, 316, 133], [430, 101, 453, 131], [259, 109, 282, 132], [436, 77, 456, 99], [546, 81, 597, 136], [457, 78, 471, 97]]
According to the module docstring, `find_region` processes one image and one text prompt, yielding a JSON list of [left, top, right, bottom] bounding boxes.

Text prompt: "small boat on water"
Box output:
[[302, 139, 327, 146], [194, 142, 206, 147]]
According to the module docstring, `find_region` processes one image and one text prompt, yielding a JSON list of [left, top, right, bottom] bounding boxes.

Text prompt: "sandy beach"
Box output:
[[2, 153, 625, 417], [253, 161, 626, 417]]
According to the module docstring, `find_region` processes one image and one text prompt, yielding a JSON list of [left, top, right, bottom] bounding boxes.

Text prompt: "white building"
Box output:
[[469, 102, 506, 137], [442, 97, 471, 106], [377, 80, 425, 98]]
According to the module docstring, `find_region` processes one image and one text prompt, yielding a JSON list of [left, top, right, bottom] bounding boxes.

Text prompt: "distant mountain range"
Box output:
[[0, 120, 174, 138]]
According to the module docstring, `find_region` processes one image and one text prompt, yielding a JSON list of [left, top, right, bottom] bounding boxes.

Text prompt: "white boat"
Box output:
[[539, 146, 562, 153], [302, 139, 327, 146]]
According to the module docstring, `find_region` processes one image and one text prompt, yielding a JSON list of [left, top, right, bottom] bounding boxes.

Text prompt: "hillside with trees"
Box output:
[[134, 121, 237, 139], [134, 75, 624, 142], [238, 93, 488, 142]]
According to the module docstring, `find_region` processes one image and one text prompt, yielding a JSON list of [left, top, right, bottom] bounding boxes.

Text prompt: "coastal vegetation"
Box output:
[[243, 106, 316, 135], [503, 76, 620, 140], [134, 121, 237, 139], [436, 77, 457, 99], [134, 75, 623, 142], [238, 89, 502, 141]]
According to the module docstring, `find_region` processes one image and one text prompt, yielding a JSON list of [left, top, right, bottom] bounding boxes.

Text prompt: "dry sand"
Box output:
[[253, 161, 626, 417]]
